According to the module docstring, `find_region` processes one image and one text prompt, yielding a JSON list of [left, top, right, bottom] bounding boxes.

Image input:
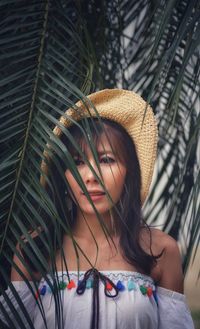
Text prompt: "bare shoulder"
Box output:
[[140, 227, 179, 254], [140, 227, 184, 293], [150, 228, 182, 262], [151, 227, 180, 250]]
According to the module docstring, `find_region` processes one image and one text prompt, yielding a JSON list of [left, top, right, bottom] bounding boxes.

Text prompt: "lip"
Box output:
[[82, 191, 105, 201], [87, 190, 105, 194], [89, 194, 105, 201]]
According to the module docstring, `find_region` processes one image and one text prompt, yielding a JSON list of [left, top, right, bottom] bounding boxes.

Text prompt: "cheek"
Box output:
[[65, 170, 78, 192], [115, 164, 126, 182], [104, 165, 126, 190]]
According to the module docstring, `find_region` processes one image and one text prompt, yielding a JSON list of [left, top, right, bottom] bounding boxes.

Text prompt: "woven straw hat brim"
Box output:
[[41, 89, 158, 204]]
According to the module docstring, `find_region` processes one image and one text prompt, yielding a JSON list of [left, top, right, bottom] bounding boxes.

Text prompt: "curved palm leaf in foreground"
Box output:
[[0, 0, 200, 328], [0, 0, 93, 287]]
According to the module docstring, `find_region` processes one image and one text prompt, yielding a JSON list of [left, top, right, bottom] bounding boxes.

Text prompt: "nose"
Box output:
[[84, 161, 100, 184]]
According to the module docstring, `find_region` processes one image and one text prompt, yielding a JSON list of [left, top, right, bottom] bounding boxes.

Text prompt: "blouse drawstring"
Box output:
[[76, 268, 119, 329]]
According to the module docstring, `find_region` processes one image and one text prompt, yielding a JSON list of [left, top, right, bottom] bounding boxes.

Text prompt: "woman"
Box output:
[[0, 89, 194, 328]]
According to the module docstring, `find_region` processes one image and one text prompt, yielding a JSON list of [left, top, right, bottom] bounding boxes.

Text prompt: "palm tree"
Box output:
[[0, 0, 199, 327]]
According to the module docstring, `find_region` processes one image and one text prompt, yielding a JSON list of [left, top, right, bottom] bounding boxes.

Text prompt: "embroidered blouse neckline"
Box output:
[[54, 270, 154, 283]]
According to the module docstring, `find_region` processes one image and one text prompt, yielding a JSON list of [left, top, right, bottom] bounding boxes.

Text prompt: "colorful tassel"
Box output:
[[77, 279, 86, 293], [147, 287, 153, 297], [116, 280, 125, 291], [140, 285, 147, 295], [59, 281, 67, 290], [86, 279, 93, 289], [67, 280, 76, 289], [106, 281, 113, 291], [127, 280, 137, 291], [40, 285, 47, 296], [153, 290, 158, 305], [47, 285, 52, 293]]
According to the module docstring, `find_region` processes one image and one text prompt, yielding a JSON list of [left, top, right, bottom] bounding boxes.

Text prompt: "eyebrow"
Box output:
[[72, 149, 116, 158], [97, 150, 116, 155]]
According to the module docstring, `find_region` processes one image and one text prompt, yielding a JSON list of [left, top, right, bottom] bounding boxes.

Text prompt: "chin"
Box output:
[[80, 205, 112, 216]]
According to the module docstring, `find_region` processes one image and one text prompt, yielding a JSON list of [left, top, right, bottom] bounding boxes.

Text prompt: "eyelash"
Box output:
[[100, 156, 115, 164], [73, 158, 84, 166], [73, 156, 115, 166]]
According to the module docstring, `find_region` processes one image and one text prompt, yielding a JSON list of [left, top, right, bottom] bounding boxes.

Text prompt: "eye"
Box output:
[[73, 157, 84, 166], [100, 156, 115, 164]]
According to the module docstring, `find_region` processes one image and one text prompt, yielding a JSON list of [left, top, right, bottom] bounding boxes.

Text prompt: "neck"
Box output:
[[72, 210, 116, 243]]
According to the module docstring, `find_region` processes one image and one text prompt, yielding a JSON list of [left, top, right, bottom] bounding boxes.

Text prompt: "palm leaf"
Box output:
[[0, 0, 200, 327], [0, 1, 95, 326]]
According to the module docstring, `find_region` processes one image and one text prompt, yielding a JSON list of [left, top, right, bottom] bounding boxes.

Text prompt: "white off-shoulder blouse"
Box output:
[[0, 270, 195, 329]]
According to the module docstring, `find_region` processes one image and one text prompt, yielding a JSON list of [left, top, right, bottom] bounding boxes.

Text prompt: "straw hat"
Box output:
[[41, 89, 158, 204]]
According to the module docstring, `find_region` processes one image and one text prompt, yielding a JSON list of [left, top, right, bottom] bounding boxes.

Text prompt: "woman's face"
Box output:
[[65, 132, 127, 217]]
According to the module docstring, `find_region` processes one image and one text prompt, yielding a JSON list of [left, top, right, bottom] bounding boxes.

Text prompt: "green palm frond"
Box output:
[[0, 1, 97, 327], [0, 0, 200, 327], [0, 0, 94, 282]]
